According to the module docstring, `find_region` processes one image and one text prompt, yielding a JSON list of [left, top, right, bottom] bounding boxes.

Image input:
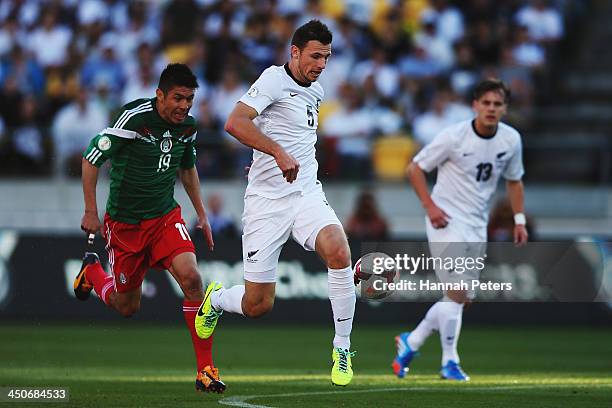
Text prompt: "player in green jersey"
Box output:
[[74, 64, 225, 394]]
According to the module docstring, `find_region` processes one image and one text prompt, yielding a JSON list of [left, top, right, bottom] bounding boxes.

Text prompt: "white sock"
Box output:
[[407, 301, 441, 351], [328, 266, 355, 350], [211, 285, 245, 316], [438, 300, 464, 365]]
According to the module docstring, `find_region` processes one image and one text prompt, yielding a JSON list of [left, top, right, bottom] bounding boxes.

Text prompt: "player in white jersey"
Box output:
[[194, 20, 357, 387], [393, 79, 529, 381]]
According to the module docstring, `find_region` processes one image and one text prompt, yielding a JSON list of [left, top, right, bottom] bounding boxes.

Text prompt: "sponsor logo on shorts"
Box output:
[[246, 249, 259, 263]]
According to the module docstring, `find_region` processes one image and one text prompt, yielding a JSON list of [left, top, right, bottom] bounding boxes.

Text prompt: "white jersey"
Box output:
[[413, 120, 524, 228], [239, 64, 323, 199]]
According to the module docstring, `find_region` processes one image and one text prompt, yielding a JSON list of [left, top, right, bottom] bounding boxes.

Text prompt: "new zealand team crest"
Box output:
[[160, 138, 173, 153]]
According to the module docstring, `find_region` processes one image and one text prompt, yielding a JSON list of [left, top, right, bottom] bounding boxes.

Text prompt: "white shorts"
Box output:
[[242, 181, 341, 283], [425, 217, 487, 299]]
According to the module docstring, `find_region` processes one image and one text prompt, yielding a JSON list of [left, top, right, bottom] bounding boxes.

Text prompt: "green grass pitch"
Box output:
[[1, 323, 610, 407]]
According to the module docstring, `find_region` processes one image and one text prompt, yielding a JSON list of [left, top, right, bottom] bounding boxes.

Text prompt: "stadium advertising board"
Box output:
[[0, 231, 610, 324]]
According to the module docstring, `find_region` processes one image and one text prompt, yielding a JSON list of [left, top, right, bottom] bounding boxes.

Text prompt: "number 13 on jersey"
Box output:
[[476, 162, 492, 182]]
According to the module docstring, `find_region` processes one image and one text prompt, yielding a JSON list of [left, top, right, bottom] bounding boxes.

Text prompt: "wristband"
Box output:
[[514, 213, 526, 225]]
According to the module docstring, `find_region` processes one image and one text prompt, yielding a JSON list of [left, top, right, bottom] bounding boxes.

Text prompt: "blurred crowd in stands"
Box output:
[[344, 189, 534, 241], [195, 186, 533, 243], [0, 0, 568, 179]]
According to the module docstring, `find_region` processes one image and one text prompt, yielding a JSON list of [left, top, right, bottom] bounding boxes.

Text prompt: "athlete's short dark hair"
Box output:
[[291, 19, 332, 50], [158, 63, 199, 94], [472, 78, 510, 103]]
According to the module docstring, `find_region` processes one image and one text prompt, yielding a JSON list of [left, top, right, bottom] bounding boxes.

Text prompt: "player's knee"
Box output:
[[445, 290, 468, 304], [325, 243, 351, 269], [179, 269, 203, 299], [243, 297, 274, 318]]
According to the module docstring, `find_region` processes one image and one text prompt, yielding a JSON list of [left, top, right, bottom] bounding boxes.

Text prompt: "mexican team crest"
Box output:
[[160, 138, 173, 153]]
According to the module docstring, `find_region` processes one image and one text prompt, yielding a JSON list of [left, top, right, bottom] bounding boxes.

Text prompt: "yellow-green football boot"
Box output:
[[331, 347, 356, 386], [195, 281, 223, 339]]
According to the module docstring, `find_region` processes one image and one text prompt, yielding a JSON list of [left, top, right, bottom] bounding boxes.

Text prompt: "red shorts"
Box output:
[[102, 206, 195, 292]]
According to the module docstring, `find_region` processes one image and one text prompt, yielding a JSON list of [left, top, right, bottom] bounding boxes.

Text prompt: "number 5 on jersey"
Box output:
[[306, 105, 314, 127]]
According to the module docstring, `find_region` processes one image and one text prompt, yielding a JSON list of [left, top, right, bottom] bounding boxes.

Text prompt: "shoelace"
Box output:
[[200, 367, 220, 381], [453, 366, 467, 376], [207, 367, 220, 381], [336, 349, 356, 373], [203, 308, 222, 328], [446, 362, 466, 377]]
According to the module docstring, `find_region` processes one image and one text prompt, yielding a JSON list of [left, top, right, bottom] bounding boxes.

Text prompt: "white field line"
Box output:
[[217, 384, 601, 408]]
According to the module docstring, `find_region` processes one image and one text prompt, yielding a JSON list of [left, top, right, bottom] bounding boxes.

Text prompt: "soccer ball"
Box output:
[[354, 252, 399, 300]]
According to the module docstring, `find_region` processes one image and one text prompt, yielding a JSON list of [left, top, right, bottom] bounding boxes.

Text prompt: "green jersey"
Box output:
[[83, 98, 197, 224]]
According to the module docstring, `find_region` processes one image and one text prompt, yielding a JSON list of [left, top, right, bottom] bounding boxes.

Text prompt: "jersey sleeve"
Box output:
[[502, 136, 525, 180], [82, 133, 130, 167], [239, 68, 283, 114], [105, 99, 151, 139], [180, 132, 197, 169], [412, 128, 455, 172], [82, 103, 147, 167]]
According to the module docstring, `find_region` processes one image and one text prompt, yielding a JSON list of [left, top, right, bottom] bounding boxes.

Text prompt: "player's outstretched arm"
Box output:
[[506, 180, 528, 246], [179, 167, 214, 251], [81, 158, 103, 236], [407, 162, 450, 229], [225, 102, 300, 183]]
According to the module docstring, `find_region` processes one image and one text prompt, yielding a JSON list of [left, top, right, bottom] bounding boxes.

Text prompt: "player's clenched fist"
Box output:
[[195, 215, 215, 251], [425, 203, 450, 229], [81, 211, 102, 235], [274, 149, 300, 183], [514, 224, 528, 246]]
